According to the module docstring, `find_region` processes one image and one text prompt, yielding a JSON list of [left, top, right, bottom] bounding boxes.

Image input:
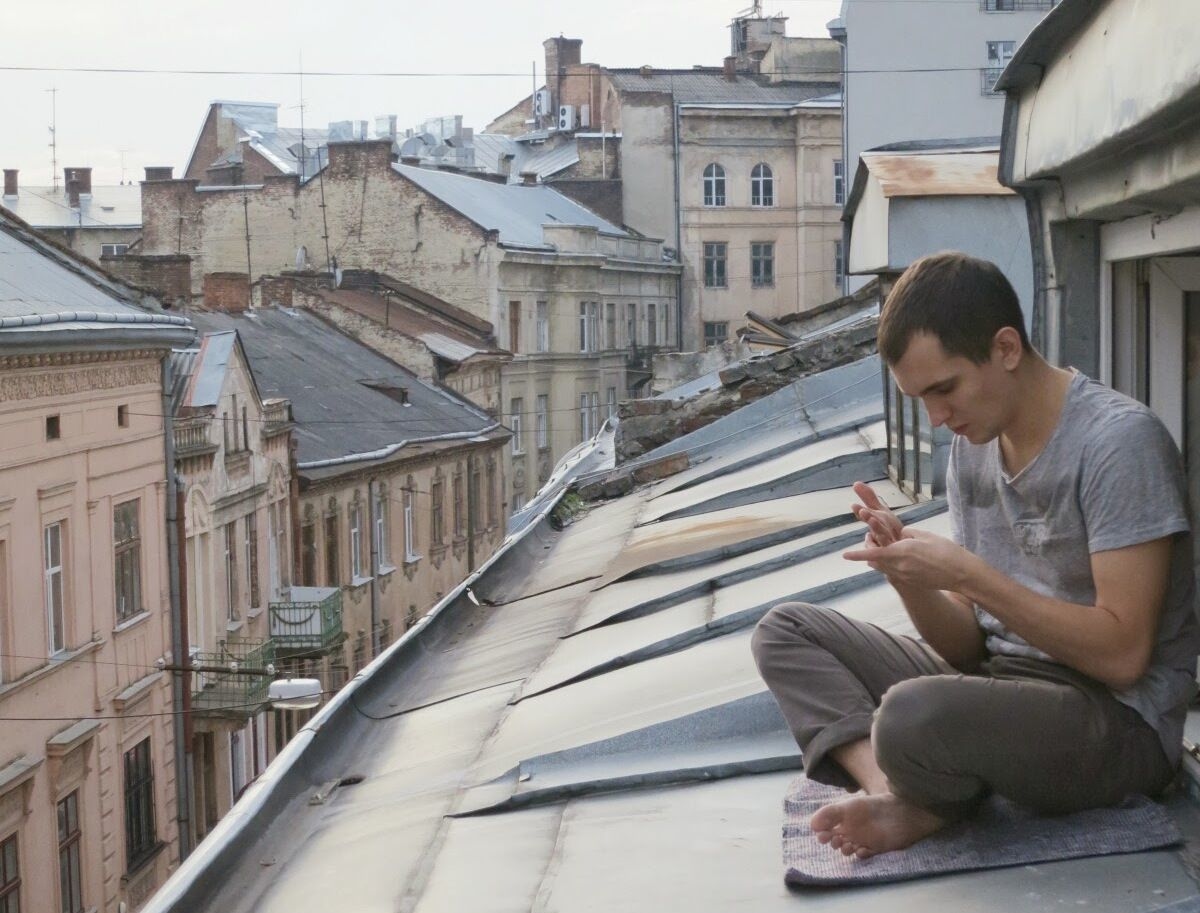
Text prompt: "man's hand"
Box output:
[[850, 481, 904, 547], [843, 529, 976, 593]]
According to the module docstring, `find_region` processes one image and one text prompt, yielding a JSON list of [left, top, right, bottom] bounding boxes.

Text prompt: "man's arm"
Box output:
[[846, 532, 1173, 690]]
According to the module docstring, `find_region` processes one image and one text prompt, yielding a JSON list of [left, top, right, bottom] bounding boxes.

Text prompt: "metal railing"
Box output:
[[190, 639, 275, 716], [980, 0, 1058, 10], [173, 416, 216, 458], [269, 586, 344, 655], [980, 67, 1004, 95]]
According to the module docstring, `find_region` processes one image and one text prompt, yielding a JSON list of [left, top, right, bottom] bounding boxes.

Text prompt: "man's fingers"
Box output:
[[852, 481, 886, 511], [843, 546, 885, 562]]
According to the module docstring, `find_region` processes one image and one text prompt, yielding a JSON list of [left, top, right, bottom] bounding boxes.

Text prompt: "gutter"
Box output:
[[673, 100, 683, 350], [138, 459, 574, 913], [0, 311, 191, 329], [296, 423, 502, 471]]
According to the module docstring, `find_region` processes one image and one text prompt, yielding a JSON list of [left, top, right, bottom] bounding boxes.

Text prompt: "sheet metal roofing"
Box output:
[[184, 306, 499, 473], [393, 162, 631, 248], [0, 183, 142, 229], [606, 68, 837, 104], [862, 149, 1013, 198], [0, 212, 192, 347], [141, 331, 1200, 912], [456, 134, 582, 183]]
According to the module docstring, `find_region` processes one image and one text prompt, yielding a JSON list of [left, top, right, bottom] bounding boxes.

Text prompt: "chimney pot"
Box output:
[[64, 167, 92, 196], [3, 170, 16, 197], [144, 166, 174, 181], [519, 171, 538, 186], [723, 57, 738, 81]]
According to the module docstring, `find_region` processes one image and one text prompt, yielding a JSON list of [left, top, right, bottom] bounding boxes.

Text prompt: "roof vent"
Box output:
[[145, 166, 174, 182], [519, 171, 538, 186], [639, 65, 653, 77]]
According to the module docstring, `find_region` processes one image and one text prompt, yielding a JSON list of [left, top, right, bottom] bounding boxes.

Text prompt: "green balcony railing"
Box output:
[[191, 639, 276, 717], [269, 586, 344, 656]]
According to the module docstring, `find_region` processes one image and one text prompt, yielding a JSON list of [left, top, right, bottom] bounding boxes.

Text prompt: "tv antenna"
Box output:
[[47, 87, 58, 190]]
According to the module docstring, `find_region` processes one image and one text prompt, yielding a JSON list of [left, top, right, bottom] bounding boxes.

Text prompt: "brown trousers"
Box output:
[[751, 602, 1175, 816]]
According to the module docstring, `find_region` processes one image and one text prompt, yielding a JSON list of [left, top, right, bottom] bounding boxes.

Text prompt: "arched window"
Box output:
[[703, 163, 726, 207], [751, 163, 774, 207]]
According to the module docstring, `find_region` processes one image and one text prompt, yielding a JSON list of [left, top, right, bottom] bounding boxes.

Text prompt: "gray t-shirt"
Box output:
[[948, 371, 1199, 764]]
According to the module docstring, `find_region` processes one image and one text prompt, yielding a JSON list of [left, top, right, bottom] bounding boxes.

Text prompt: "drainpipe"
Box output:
[[162, 358, 194, 859], [673, 101, 684, 352], [466, 452, 476, 572], [367, 478, 380, 658]]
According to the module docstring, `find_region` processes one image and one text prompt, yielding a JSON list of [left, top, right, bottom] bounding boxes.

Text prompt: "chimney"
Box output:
[[519, 171, 538, 186], [64, 167, 92, 196], [144, 166, 173, 181], [66, 178, 80, 208], [2, 170, 16, 197], [639, 64, 654, 78], [723, 56, 738, 81]]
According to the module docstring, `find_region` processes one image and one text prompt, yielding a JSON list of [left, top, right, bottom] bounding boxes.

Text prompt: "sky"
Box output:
[[1, 0, 843, 187]]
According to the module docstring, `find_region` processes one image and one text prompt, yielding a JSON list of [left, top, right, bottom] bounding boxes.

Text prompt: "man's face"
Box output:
[[889, 332, 1013, 444]]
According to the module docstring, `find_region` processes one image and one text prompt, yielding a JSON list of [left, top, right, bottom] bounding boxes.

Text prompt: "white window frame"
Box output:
[[373, 488, 390, 569], [590, 391, 600, 435], [403, 489, 419, 563], [703, 163, 726, 207], [349, 502, 364, 581], [751, 163, 774, 207], [224, 521, 238, 623], [101, 243, 129, 257], [751, 241, 775, 288], [510, 398, 524, 455], [833, 160, 845, 206], [535, 301, 549, 352], [44, 521, 66, 655], [536, 394, 549, 449], [580, 393, 591, 441], [607, 387, 617, 419]]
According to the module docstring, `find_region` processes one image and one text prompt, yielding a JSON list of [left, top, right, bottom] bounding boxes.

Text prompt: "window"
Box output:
[[224, 521, 238, 622], [535, 301, 549, 352], [453, 468, 465, 538], [485, 462, 497, 528], [834, 239, 845, 285], [605, 303, 616, 349], [589, 301, 600, 351], [373, 487, 390, 567], [662, 302, 671, 346], [221, 411, 231, 452], [1, 833, 19, 913], [403, 487, 418, 562], [123, 738, 157, 869], [46, 415, 60, 441], [703, 243, 727, 288], [58, 791, 83, 913], [300, 518, 317, 586], [834, 160, 845, 206], [44, 521, 66, 655], [268, 502, 288, 595], [607, 387, 617, 419], [536, 395, 549, 449], [431, 477, 445, 544], [349, 502, 364, 579], [101, 243, 128, 256], [579, 394, 591, 441], [513, 493, 525, 513], [470, 463, 481, 535], [704, 322, 729, 348], [751, 163, 774, 207], [590, 391, 600, 435], [983, 40, 1016, 94], [626, 303, 638, 347], [508, 300, 521, 353], [646, 303, 657, 346], [510, 398, 524, 454], [117, 404, 129, 427], [245, 513, 259, 608], [703, 163, 726, 206], [578, 302, 599, 352], [113, 500, 141, 622], [323, 512, 339, 586], [241, 407, 249, 452], [751, 242, 775, 288]]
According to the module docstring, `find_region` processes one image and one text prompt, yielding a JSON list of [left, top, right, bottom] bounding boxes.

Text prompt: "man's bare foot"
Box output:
[[810, 793, 948, 859]]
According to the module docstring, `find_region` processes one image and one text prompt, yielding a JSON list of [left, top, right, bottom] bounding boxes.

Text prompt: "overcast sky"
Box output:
[[1, 0, 842, 187]]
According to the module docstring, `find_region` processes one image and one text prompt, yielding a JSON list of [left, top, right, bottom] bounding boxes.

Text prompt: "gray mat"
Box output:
[[783, 775, 1182, 886]]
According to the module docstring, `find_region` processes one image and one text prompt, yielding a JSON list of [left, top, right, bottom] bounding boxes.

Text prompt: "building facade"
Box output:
[[0, 214, 195, 912]]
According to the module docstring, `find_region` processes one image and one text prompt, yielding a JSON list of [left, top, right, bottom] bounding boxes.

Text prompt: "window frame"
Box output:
[[245, 512, 260, 608], [113, 499, 142, 622], [223, 520, 238, 622], [123, 738, 157, 871], [373, 487, 390, 568], [323, 510, 339, 587], [834, 239, 845, 285], [535, 394, 549, 449], [703, 163, 727, 207], [751, 163, 774, 207], [833, 159, 845, 206], [430, 477, 445, 545], [703, 242, 728, 289], [0, 832, 19, 913], [403, 487, 419, 563], [349, 501, 364, 580], [510, 398, 525, 455], [58, 790, 83, 913], [579, 393, 591, 442], [535, 301, 549, 353], [44, 521, 66, 655], [751, 241, 775, 288], [704, 321, 729, 348]]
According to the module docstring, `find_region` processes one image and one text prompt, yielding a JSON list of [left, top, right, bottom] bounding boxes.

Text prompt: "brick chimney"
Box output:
[[64, 167, 92, 196], [66, 177, 80, 208], [203, 273, 251, 313], [723, 56, 738, 81], [519, 171, 538, 186], [144, 166, 173, 181], [2, 170, 16, 197]]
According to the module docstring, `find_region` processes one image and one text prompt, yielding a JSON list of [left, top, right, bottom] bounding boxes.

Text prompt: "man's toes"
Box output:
[[854, 846, 875, 860], [815, 830, 834, 845], [839, 841, 858, 857]]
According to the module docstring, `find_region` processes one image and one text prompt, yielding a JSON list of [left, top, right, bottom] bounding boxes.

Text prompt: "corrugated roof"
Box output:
[[185, 307, 498, 472], [393, 163, 631, 248], [0, 184, 142, 229], [862, 150, 1013, 198], [606, 69, 836, 104]]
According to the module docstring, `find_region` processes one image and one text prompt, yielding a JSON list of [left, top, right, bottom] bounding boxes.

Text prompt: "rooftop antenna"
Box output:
[[47, 87, 58, 190], [297, 51, 307, 182], [119, 148, 131, 185]]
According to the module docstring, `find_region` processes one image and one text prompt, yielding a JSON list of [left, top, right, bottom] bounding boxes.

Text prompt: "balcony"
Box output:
[[173, 416, 217, 459], [980, 67, 1004, 96], [261, 398, 292, 440], [269, 586, 344, 656], [191, 639, 275, 718]]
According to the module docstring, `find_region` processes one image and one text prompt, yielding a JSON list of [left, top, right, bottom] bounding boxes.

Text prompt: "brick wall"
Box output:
[[101, 254, 193, 305], [546, 179, 624, 226], [203, 272, 250, 311]]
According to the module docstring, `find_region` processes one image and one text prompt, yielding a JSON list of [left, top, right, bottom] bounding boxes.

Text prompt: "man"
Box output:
[[752, 251, 1200, 859]]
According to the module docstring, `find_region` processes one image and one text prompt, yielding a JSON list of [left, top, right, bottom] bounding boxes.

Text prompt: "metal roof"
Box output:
[[0, 184, 142, 230], [393, 163, 632, 249], [606, 68, 838, 105], [185, 307, 500, 474], [139, 332, 1200, 912]]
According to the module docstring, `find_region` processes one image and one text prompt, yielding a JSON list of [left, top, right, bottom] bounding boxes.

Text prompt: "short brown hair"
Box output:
[[878, 251, 1029, 365]]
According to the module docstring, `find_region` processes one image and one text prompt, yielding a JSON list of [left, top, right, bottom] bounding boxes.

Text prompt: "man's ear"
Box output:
[[992, 327, 1024, 370]]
